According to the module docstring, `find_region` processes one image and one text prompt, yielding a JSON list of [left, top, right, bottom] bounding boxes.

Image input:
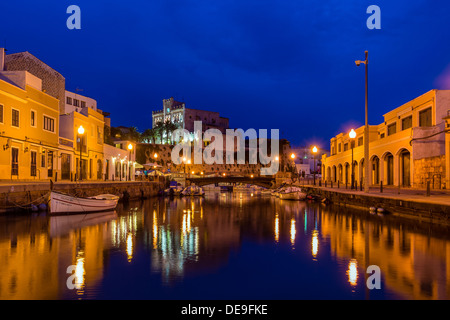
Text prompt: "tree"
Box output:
[[164, 120, 178, 145], [141, 128, 158, 144]]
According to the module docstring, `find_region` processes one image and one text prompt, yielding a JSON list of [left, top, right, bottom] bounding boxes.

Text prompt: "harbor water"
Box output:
[[0, 190, 449, 300]]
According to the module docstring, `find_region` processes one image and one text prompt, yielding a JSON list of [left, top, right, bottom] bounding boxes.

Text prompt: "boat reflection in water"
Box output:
[[0, 190, 450, 300]]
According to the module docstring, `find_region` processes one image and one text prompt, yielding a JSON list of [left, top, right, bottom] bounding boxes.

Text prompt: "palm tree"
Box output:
[[164, 120, 179, 145], [141, 128, 158, 144], [153, 121, 165, 144]]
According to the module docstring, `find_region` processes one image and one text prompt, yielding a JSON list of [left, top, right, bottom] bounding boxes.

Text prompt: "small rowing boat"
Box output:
[[278, 186, 307, 201], [49, 191, 119, 214], [181, 185, 205, 196]]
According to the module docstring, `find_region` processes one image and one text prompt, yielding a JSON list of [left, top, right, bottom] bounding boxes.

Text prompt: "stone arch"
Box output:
[[397, 148, 411, 187], [382, 152, 395, 185], [370, 155, 380, 185], [338, 164, 343, 183], [344, 162, 350, 185]]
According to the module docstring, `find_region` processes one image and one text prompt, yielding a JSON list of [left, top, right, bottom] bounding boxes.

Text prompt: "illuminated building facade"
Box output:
[[322, 89, 450, 189]]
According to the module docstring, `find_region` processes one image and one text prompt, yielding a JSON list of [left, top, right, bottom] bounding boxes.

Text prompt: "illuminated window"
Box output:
[[387, 123, 396, 136], [43, 116, 55, 132], [12, 109, 19, 127], [357, 137, 363, 146], [419, 108, 432, 127], [31, 110, 36, 127], [402, 116, 412, 130]]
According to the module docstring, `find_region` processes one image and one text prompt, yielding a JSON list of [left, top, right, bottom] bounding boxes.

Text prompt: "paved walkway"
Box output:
[[297, 183, 450, 206]]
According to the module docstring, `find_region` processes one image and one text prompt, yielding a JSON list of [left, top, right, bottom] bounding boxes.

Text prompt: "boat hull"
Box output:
[[49, 192, 119, 214], [279, 192, 307, 201]]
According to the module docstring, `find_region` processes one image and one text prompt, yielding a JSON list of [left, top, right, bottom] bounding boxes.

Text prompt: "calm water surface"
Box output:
[[1, 191, 449, 300]]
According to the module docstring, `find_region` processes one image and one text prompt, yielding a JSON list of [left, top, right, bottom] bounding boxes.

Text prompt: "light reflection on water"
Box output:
[[0, 190, 449, 300]]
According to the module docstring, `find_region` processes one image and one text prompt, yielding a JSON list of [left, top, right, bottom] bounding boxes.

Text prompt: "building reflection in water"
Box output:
[[0, 191, 450, 299]]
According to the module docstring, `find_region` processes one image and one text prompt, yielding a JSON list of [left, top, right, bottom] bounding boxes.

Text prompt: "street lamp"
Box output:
[[128, 143, 133, 181], [349, 129, 356, 189], [355, 51, 370, 193], [312, 146, 318, 185], [77, 125, 85, 181]]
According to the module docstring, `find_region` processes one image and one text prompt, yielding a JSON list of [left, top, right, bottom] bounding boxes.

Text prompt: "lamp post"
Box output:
[[77, 125, 85, 181], [312, 146, 318, 185], [355, 51, 369, 193], [349, 129, 356, 189], [127, 143, 133, 181]]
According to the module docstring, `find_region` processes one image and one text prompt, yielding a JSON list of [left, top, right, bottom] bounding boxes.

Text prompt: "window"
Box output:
[[43, 116, 55, 132], [402, 116, 412, 130], [97, 126, 102, 144], [387, 123, 397, 136], [67, 97, 72, 105], [81, 101, 86, 108], [73, 99, 79, 107], [419, 108, 432, 127], [380, 133, 385, 139], [343, 143, 349, 151], [358, 137, 363, 146], [0, 104, 3, 123], [31, 151, 37, 177], [31, 110, 36, 127], [11, 148, 19, 176], [41, 154, 46, 168], [12, 109, 19, 127]]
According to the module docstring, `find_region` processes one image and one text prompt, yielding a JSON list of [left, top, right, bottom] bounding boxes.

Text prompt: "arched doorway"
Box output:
[[359, 158, 365, 185], [344, 162, 350, 185], [384, 153, 394, 185], [332, 166, 337, 183], [338, 164, 343, 183], [371, 156, 380, 185], [399, 149, 411, 187]]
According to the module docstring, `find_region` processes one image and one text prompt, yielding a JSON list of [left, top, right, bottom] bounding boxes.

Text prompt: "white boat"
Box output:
[[278, 187, 307, 201], [49, 191, 120, 214], [181, 185, 205, 196]]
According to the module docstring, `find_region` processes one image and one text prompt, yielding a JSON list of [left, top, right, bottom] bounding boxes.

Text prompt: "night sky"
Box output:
[[1, 0, 450, 149]]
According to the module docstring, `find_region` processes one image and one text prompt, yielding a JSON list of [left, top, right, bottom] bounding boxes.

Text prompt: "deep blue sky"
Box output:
[[1, 0, 450, 148]]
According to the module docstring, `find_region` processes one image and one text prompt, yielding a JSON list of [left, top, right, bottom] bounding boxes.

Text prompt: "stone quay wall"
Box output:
[[0, 181, 163, 213], [302, 186, 450, 225]]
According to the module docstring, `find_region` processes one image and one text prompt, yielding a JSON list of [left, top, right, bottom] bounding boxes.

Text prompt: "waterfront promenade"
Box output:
[[296, 180, 450, 224]]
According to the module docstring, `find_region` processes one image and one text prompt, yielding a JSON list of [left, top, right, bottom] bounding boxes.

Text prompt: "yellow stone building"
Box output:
[[0, 68, 60, 180], [322, 89, 450, 189], [59, 91, 105, 181], [0, 49, 111, 181]]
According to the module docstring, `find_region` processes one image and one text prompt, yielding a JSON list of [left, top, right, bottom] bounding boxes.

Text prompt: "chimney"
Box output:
[[0, 48, 5, 71]]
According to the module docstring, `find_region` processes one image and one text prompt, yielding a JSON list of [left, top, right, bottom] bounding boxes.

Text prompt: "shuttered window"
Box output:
[[419, 108, 432, 127]]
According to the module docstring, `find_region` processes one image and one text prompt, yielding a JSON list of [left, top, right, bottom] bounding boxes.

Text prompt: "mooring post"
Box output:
[[380, 181, 383, 193]]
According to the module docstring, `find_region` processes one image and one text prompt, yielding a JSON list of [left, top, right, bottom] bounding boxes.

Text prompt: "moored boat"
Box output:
[[278, 187, 307, 201], [49, 191, 120, 214], [164, 185, 184, 196], [181, 185, 205, 196]]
